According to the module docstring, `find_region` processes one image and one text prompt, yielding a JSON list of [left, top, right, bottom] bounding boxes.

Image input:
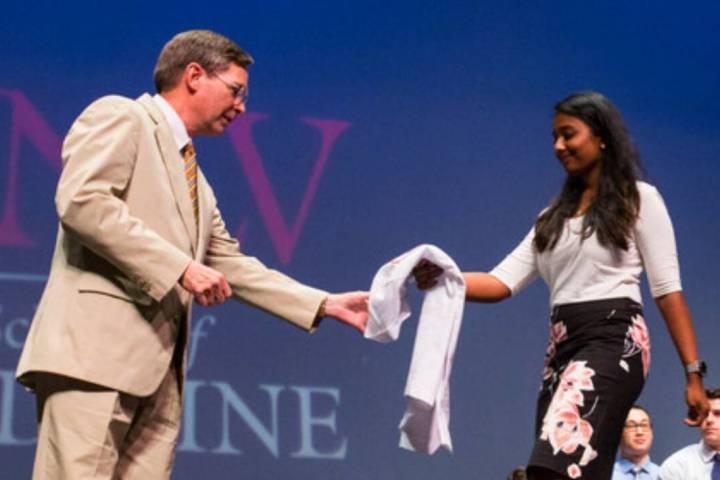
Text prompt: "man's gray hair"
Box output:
[[153, 30, 254, 92]]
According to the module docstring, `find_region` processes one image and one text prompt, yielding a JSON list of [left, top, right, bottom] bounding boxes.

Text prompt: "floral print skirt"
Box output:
[[527, 297, 649, 480]]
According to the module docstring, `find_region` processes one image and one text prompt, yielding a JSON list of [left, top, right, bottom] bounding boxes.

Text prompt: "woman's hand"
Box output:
[[411, 259, 444, 290], [684, 375, 709, 427], [653, 291, 709, 427]]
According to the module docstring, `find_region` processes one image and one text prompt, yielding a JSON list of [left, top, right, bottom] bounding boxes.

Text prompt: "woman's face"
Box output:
[[552, 113, 604, 178]]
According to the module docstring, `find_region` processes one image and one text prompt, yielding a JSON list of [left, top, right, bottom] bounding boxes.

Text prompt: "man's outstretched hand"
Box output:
[[323, 291, 369, 334], [178, 261, 368, 332]]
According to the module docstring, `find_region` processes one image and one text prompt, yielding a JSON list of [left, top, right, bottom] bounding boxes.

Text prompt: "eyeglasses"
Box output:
[[213, 73, 249, 104], [624, 422, 652, 432]]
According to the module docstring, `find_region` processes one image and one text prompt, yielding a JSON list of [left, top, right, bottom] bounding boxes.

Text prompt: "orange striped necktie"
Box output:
[[182, 142, 199, 223]]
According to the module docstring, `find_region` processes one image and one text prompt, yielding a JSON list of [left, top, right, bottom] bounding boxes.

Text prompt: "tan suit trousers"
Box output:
[[32, 367, 182, 480]]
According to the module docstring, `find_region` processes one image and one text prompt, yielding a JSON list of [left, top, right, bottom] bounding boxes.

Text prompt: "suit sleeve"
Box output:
[[202, 198, 327, 331], [56, 96, 191, 301]]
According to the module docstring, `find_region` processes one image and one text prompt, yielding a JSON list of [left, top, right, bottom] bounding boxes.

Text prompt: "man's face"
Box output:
[[192, 63, 248, 136], [620, 408, 653, 459], [701, 399, 720, 450]]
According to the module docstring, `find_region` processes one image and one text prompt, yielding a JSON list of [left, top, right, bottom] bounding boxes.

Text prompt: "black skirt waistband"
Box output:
[[551, 297, 642, 323]]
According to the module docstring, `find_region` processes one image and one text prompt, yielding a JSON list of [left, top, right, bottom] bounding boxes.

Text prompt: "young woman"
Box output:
[[414, 91, 709, 479]]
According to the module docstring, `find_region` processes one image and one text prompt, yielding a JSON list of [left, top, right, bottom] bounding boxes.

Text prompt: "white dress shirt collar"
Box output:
[[700, 440, 719, 464], [152, 94, 191, 151]]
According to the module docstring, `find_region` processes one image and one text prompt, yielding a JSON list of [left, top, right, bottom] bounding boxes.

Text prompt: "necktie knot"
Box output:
[[183, 142, 196, 160], [712, 452, 720, 480]]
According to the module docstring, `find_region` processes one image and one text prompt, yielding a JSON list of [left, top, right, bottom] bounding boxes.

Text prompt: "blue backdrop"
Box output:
[[1, 1, 718, 478]]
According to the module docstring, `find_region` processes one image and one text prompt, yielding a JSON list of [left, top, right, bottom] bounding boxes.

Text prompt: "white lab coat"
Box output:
[[366, 244, 465, 454]]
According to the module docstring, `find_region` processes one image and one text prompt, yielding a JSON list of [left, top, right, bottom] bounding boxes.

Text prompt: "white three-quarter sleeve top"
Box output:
[[489, 182, 682, 307]]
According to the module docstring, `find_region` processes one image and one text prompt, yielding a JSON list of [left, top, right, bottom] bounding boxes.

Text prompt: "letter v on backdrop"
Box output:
[[227, 113, 350, 264]]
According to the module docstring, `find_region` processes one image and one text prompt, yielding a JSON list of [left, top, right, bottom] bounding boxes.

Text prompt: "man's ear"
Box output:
[[184, 62, 204, 94]]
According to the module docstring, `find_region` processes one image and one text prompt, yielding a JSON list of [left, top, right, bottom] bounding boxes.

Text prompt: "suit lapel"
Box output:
[[136, 94, 198, 254]]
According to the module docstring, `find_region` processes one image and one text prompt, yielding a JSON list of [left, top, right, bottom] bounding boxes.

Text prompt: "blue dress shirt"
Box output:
[[612, 457, 660, 480]]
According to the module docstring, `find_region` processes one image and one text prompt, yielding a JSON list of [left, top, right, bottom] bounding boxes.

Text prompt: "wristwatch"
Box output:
[[685, 360, 707, 377]]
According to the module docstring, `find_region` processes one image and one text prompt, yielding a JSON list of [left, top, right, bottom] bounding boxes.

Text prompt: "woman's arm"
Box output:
[[413, 226, 538, 302], [655, 291, 709, 426], [411, 261, 511, 302], [464, 272, 511, 302], [635, 185, 709, 425]]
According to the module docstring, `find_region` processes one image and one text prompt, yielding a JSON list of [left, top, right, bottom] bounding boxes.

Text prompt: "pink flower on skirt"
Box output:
[[543, 321, 568, 380], [556, 361, 595, 406], [622, 314, 651, 378], [539, 360, 598, 473], [550, 321, 568, 345], [629, 314, 651, 377], [543, 402, 594, 455], [567, 463, 582, 478]]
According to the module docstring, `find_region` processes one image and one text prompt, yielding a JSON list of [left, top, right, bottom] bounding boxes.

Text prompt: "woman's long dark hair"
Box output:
[[534, 92, 643, 253]]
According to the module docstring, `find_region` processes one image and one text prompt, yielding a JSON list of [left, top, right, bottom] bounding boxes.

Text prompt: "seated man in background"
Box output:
[[659, 388, 720, 480], [612, 405, 659, 479]]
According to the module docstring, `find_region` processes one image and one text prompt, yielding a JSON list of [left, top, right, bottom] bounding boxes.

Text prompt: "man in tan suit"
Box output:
[[16, 30, 368, 479]]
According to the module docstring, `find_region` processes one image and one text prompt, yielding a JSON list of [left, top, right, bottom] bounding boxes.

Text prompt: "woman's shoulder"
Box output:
[[636, 181, 664, 202], [635, 181, 671, 221], [636, 180, 657, 194]]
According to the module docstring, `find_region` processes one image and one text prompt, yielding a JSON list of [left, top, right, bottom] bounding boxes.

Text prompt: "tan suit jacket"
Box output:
[[16, 94, 327, 396]]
